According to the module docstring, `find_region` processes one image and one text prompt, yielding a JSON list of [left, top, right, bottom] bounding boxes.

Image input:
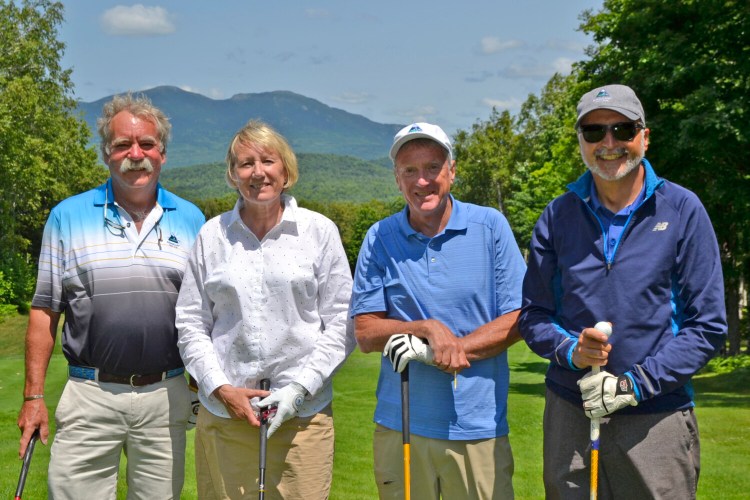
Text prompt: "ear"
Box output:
[[448, 160, 456, 184], [643, 128, 650, 152]]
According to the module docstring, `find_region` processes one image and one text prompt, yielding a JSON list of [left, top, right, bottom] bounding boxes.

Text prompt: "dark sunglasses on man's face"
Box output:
[[578, 122, 644, 143]]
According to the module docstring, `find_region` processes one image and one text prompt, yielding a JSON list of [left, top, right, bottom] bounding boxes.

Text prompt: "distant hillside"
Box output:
[[160, 153, 400, 204], [78, 86, 402, 168]]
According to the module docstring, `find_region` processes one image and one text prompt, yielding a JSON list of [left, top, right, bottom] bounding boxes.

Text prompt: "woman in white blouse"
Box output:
[[176, 120, 354, 499]]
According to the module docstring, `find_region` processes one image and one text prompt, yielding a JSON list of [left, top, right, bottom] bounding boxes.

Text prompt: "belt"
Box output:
[[69, 365, 185, 387]]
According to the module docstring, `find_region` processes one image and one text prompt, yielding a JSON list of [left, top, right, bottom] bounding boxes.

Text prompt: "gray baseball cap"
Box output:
[[575, 84, 645, 129]]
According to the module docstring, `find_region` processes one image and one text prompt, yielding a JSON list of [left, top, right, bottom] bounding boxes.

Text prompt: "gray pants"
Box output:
[[543, 388, 700, 500]]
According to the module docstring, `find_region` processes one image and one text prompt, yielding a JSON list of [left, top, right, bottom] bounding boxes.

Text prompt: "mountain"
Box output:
[[160, 153, 400, 204], [77, 86, 403, 168]]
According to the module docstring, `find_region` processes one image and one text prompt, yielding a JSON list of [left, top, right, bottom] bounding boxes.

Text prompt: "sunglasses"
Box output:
[[578, 122, 644, 143]]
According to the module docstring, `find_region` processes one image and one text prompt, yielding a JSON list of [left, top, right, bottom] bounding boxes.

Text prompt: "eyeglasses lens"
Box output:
[[580, 122, 640, 143]]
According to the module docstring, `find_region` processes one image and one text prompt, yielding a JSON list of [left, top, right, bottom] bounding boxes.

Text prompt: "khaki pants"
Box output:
[[373, 424, 514, 500], [196, 405, 334, 500], [48, 376, 190, 500]]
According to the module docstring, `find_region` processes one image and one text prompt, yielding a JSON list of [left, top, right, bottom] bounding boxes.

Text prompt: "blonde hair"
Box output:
[[225, 120, 299, 191]]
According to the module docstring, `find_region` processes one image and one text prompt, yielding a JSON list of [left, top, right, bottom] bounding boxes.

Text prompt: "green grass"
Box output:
[[0, 316, 747, 499]]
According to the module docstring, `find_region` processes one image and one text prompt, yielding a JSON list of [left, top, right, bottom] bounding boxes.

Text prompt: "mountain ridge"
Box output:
[[77, 86, 403, 168]]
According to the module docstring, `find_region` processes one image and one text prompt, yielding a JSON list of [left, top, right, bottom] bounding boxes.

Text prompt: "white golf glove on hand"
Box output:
[[578, 370, 637, 418], [383, 334, 434, 373], [258, 382, 307, 437]]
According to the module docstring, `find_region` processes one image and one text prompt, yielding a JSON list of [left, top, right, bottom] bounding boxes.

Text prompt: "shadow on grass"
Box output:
[[693, 368, 750, 408], [509, 360, 549, 375], [509, 381, 546, 397]]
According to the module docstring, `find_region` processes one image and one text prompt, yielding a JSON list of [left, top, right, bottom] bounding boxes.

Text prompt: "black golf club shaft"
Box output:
[[15, 429, 39, 500], [259, 378, 271, 500]]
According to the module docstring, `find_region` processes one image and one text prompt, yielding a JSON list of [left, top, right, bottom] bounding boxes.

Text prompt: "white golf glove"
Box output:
[[258, 382, 307, 437], [578, 371, 637, 418], [383, 334, 434, 373], [187, 386, 200, 430]]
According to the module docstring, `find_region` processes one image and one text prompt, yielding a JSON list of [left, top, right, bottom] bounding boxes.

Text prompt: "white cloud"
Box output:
[[546, 39, 587, 52], [101, 5, 175, 36], [552, 57, 576, 75], [481, 97, 522, 112], [332, 92, 373, 105], [479, 37, 524, 55], [178, 86, 224, 99], [395, 106, 438, 123], [497, 57, 577, 80], [305, 8, 332, 19], [465, 70, 495, 83]]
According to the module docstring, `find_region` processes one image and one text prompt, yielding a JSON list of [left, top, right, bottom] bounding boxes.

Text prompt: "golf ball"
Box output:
[[594, 321, 612, 337]]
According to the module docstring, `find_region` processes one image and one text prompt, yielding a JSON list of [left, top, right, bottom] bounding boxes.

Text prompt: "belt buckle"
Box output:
[[129, 374, 141, 388]]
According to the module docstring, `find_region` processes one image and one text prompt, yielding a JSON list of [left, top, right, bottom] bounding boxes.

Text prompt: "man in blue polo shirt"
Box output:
[[351, 122, 526, 498], [17, 93, 205, 499]]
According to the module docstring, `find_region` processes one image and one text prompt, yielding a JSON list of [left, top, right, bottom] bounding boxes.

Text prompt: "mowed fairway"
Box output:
[[0, 314, 747, 498]]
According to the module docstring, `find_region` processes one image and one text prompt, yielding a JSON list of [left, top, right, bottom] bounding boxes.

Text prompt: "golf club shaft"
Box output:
[[15, 429, 39, 500], [590, 365, 600, 500], [401, 368, 410, 500], [259, 378, 271, 500]]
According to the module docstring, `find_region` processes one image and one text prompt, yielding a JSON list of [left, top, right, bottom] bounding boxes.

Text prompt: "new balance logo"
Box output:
[[652, 222, 669, 231]]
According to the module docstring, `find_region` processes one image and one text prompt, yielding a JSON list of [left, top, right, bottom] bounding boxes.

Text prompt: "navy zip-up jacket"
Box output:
[[520, 159, 726, 414]]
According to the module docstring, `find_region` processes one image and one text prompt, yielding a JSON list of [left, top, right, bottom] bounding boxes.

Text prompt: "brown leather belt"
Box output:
[[68, 365, 185, 387]]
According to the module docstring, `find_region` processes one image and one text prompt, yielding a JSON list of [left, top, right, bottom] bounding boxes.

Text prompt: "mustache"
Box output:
[[119, 157, 154, 174]]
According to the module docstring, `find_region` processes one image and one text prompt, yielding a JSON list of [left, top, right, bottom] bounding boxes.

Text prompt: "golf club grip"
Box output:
[[15, 429, 39, 499]]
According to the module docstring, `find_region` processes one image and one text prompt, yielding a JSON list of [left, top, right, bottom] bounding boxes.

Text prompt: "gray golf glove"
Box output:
[[383, 334, 434, 373], [578, 370, 637, 418], [258, 382, 307, 437]]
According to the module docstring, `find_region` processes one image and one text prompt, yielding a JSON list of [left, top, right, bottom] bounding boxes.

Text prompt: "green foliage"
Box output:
[[0, 253, 35, 312], [578, 0, 750, 353], [0, 0, 107, 306], [701, 355, 750, 375], [453, 74, 583, 251], [160, 154, 400, 205]]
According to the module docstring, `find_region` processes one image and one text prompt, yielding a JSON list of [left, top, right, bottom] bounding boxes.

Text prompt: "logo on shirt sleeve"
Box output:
[[652, 222, 669, 231]]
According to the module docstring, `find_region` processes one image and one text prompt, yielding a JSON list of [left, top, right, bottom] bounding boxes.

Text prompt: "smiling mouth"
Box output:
[[598, 152, 625, 161]]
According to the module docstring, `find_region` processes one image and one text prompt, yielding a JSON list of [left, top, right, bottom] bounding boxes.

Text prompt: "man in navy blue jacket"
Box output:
[[519, 84, 726, 499]]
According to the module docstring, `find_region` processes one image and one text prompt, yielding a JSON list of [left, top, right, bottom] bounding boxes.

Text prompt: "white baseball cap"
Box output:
[[389, 122, 453, 163]]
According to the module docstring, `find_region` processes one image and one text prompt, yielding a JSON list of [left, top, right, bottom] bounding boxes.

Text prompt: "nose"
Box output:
[[127, 143, 145, 159], [601, 128, 618, 147]]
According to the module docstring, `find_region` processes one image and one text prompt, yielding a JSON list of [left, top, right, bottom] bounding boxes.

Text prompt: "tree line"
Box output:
[[1, 0, 747, 353]]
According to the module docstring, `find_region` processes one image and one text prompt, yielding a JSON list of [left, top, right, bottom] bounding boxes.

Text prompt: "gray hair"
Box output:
[[97, 93, 171, 156]]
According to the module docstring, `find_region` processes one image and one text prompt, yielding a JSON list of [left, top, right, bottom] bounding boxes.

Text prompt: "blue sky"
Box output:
[[59, 1, 603, 135]]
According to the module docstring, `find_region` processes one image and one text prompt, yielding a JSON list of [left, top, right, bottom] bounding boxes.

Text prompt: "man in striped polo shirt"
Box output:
[[17, 93, 205, 499]]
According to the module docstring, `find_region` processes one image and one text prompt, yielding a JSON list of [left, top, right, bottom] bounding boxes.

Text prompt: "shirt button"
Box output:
[[609, 238, 616, 246], [431, 257, 436, 263]]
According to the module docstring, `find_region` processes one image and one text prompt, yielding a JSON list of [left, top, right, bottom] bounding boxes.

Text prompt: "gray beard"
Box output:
[[584, 146, 644, 181]]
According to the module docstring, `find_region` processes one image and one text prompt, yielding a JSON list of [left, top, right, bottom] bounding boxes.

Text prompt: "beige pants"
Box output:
[[373, 424, 514, 500], [196, 405, 334, 500], [48, 376, 190, 500]]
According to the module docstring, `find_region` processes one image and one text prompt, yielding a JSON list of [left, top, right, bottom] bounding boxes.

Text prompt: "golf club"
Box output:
[[15, 429, 39, 500], [590, 321, 612, 500], [401, 366, 411, 500], [259, 378, 271, 500]]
